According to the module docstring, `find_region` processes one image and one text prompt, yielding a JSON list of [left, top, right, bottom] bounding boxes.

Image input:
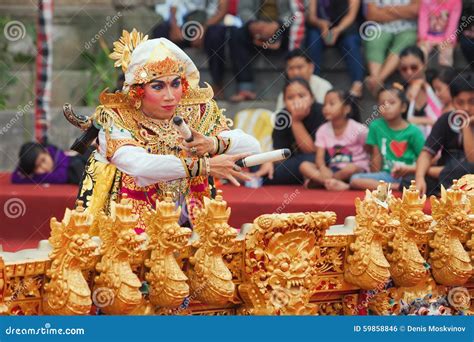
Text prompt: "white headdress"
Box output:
[[109, 29, 200, 92]]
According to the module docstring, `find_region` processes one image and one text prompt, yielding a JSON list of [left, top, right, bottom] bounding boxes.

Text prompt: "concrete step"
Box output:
[[184, 44, 471, 72]]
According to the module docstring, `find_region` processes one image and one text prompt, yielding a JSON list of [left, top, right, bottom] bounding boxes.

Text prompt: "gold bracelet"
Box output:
[[212, 136, 231, 155], [212, 137, 218, 155], [204, 156, 211, 176]]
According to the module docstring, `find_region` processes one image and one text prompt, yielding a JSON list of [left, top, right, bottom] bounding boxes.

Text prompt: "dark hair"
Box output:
[[449, 72, 474, 98], [285, 48, 313, 64], [400, 45, 425, 64], [18, 142, 46, 175], [377, 84, 409, 119], [324, 89, 361, 122], [427, 66, 457, 86], [283, 77, 315, 98]]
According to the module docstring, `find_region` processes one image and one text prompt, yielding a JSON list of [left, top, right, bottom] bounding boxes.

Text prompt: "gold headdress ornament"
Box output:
[[109, 29, 200, 91], [400, 180, 426, 211], [109, 29, 149, 73]]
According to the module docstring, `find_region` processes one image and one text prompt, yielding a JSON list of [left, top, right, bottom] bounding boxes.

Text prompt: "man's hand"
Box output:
[[319, 20, 331, 41], [326, 27, 341, 46], [170, 23, 184, 42], [391, 165, 412, 179], [287, 97, 312, 121], [252, 161, 274, 179], [209, 153, 252, 186], [181, 128, 215, 156], [415, 175, 427, 196], [406, 79, 424, 101]]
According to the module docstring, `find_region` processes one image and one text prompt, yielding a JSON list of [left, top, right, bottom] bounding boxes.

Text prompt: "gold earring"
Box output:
[[134, 99, 142, 110]]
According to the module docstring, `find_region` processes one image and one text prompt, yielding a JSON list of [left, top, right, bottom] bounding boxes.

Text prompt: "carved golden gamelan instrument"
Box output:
[[1, 180, 474, 316]]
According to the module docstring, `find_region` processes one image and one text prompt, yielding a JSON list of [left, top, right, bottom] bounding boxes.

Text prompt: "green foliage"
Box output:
[[81, 38, 119, 106], [0, 16, 36, 109], [0, 17, 18, 109]]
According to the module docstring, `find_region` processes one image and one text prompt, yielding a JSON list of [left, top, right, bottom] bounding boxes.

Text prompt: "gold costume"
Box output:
[[74, 30, 233, 233]]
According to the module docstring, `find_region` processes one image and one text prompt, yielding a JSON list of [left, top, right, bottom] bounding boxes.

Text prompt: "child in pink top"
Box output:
[[300, 90, 369, 191], [418, 0, 462, 66]]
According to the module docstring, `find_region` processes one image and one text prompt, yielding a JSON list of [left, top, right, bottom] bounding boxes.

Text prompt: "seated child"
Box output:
[[350, 84, 425, 191], [300, 89, 369, 191], [11, 142, 91, 185], [428, 66, 457, 114], [415, 72, 474, 195]]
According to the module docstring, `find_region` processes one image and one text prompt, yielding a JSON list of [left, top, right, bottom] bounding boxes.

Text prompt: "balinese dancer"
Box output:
[[65, 29, 260, 232]]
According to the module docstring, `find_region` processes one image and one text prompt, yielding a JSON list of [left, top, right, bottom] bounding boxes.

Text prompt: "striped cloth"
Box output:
[[424, 84, 443, 121], [233, 108, 273, 152], [288, 0, 305, 50], [35, 0, 53, 144]]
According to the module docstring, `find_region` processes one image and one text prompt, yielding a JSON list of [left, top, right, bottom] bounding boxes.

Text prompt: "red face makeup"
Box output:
[[140, 75, 183, 120]]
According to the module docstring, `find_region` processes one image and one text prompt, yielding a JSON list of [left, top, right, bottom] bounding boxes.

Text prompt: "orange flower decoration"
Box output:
[[129, 85, 145, 100], [181, 77, 189, 95]]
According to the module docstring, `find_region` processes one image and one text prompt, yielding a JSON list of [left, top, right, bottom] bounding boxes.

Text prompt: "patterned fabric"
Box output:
[[35, 0, 53, 144], [233, 109, 273, 152], [77, 153, 122, 235]]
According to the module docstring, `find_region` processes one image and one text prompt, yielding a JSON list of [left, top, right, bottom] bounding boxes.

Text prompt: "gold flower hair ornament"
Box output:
[[109, 29, 149, 73]]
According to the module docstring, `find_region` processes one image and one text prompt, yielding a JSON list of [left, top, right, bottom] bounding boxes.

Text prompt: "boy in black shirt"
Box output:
[[415, 72, 474, 195]]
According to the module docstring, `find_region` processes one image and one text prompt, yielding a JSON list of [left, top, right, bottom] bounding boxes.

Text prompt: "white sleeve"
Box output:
[[112, 146, 186, 187], [98, 126, 186, 187], [219, 129, 261, 155]]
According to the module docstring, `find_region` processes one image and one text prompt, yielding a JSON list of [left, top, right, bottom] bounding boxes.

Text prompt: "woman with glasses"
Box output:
[[399, 45, 442, 136]]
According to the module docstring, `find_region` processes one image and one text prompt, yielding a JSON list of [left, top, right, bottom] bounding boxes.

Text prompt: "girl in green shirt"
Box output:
[[350, 84, 425, 190]]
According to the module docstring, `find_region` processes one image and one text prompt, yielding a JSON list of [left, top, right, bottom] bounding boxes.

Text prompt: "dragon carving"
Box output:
[[93, 196, 146, 314], [43, 201, 99, 315], [144, 193, 192, 307], [188, 191, 238, 305], [429, 181, 472, 285], [387, 181, 432, 287], [345, 182, 398, 290]]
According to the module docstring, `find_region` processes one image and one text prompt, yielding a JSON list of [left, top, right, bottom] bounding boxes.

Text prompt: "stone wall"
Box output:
[[1, 0, 164, 109], [0, 0, 167, 170]]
